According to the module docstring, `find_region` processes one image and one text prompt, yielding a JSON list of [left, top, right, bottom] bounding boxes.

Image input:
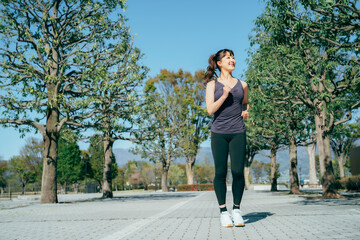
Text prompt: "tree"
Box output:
[[131, 73, 184, 192], [88, 135, 105, 191], [243, 118, 264, 189], [66, 24, 147, 197], [170, 69, 211, 184], [330, 120, 360, 178], [8, 138, 42, 195], [113, 166, 125, 191], [305, 133, 319, 187], [245, 86, 286, 191], [246, 38, 312, 193], [0, 0, 127, 203], [57, 128, 82, 194], [257, 0, 360, 197], [254, 0, 360, 197]]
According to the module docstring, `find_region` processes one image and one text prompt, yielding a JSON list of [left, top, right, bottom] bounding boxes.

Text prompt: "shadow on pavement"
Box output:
[[58, 192, 200, 204], [102, 192, 199, 202], [243, 212, 274, 224], [293, 197, 360, 206]]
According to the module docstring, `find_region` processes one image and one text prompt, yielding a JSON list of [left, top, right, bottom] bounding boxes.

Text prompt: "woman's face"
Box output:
[[217, 51, 236, 73]]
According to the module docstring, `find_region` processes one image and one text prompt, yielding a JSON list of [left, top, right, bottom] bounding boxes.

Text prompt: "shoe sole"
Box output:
[[223, 224, 233, 228], [234, 224, 244, 227]]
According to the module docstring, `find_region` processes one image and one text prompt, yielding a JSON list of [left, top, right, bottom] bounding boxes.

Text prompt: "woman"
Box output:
[[205, 49, 249, 227]]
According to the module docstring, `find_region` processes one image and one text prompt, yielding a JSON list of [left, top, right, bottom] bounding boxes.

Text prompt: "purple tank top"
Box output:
[[210, 79, 246, 134]]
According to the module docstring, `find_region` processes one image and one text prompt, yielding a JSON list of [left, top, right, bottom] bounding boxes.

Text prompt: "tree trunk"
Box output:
[[185, 156, 195, 184], [314, 111, 339, 198], [306, 139, 318, 188], [41, 106, 59, 203], [289, 136, 300, 194], [338, 153, 346, 178], [270, 148, 277, 191], [102, 138, 114, 198], [22, 181, 25, 195], [315, 115, 325, 178], [161, 167, 169, 192], [74, 183, 79, 194], [0, 187, 3, 195]]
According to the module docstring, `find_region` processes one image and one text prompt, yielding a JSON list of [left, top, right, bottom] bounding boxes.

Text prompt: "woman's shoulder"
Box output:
[[237, 79, 248, 88], [206, 79, 216, 88]]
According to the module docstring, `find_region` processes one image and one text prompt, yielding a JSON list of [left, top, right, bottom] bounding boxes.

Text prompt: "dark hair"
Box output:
[[204, 49, 234, 84]]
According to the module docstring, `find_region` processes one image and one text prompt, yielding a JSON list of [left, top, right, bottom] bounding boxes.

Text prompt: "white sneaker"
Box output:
[[232, 209, 244, 227], [220, 211, 233, 227]]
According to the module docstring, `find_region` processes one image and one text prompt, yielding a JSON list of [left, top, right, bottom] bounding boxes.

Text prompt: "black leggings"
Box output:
[[211, 131, 246, 206]]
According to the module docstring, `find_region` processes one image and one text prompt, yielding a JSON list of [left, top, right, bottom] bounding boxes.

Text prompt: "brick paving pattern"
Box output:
[[0, 189, 359, 240]]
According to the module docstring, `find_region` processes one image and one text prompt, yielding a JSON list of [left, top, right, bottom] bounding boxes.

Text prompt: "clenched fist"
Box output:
[[241, 110, 249, 120]]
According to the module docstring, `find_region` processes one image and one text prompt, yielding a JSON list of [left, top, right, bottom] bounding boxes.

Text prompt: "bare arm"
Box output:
[[205, 80, 230, 115]]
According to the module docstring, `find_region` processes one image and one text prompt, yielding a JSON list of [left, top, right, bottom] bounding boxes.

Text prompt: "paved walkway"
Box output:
[[0, 189, 359, 240]]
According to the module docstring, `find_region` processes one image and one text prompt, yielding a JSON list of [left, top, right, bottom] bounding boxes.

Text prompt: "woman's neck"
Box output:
[[219, 71, 232, 81]]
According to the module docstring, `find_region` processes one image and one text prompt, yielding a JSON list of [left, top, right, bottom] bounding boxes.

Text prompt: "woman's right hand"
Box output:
[[222, 85, 231, 98]]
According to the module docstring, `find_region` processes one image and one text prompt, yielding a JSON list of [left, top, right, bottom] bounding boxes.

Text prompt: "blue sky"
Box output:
[[0, 0, 267, 160]]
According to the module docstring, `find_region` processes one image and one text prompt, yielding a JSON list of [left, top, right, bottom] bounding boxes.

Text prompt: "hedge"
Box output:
[[337, 175, 360, 191], [176, 184, 214, 191]]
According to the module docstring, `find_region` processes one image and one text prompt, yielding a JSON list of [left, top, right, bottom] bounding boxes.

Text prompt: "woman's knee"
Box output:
[[231, 169, 244, 180], [214, 170, 227, 181]]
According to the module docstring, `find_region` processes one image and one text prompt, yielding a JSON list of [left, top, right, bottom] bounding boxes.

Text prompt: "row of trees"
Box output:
[[0, 135, 218, 195], [244, 0, 360, 197]]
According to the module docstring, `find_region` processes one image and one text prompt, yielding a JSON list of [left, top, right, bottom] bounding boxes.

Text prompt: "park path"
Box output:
[[0, 189, 359, 240]]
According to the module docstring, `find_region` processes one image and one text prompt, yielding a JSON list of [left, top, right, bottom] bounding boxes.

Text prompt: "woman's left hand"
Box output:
[[241, 110, 249, 120]]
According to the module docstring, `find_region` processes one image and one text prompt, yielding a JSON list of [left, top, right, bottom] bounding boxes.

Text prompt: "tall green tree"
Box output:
[[245, 84, 287, 192], [254, 0, 360, 197], [247, 40, 312, 194], [171, 69, 211, 184], [0, 0, 127, 203], [57, 128, 82, 194], [88, 135, 107, 191], [66, 22, 147, 197], [132, 72, 184, 192]]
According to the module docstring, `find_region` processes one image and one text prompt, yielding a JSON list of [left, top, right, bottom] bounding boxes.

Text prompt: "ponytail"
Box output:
[[204, 54, 218, 84], [204, 49, 234, 85]]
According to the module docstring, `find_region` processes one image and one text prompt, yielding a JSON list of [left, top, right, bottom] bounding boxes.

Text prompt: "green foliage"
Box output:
[[194, 157, 215, 184], [0, 160, 8, 189], [122, 160, 154, 188], [331, 120, 360, 162], [168, 165, 185, 185], [88, 135, 105, 188], [8, 137, 42, 193], [57, 129, 82, 187]]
